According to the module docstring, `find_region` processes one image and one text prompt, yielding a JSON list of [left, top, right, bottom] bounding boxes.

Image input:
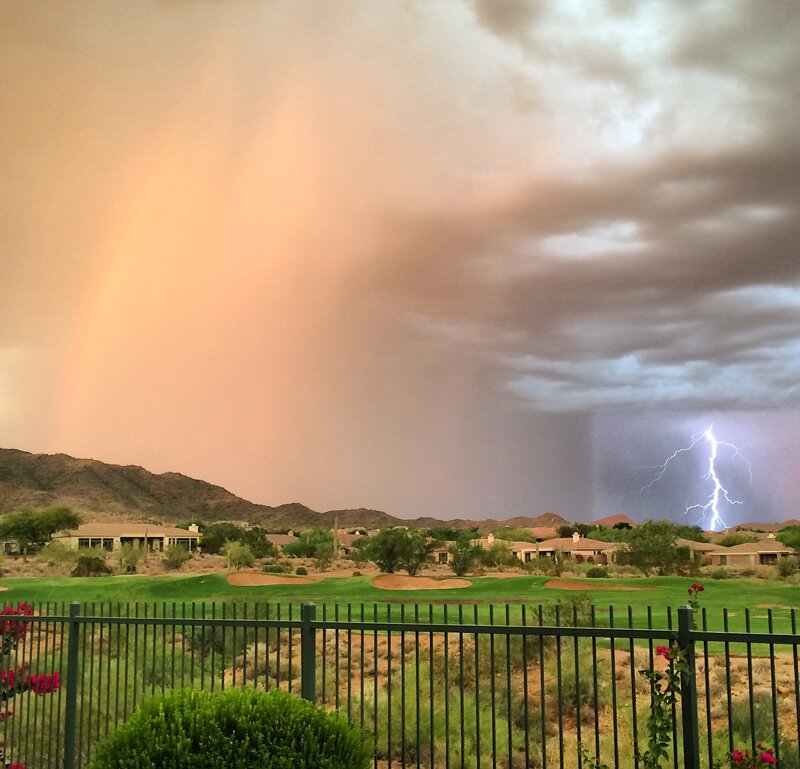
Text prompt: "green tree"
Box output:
[[398, 529, 434, 576], [362, 527, 410, 574], [201, 523, 276, 558], [199, 523, 244, 554], [223, 541, 255, 570], [479, 540, 517, 569], [283, 529, 334, 559], [0, 506, 81, 554], [313, 541, 336, 571], [615, 521, 692, 575], [448, 536, 483, 576], [557, 523, 592, 539]]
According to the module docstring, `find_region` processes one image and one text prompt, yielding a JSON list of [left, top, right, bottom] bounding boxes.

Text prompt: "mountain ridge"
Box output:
[[0, 448, 568, 530]]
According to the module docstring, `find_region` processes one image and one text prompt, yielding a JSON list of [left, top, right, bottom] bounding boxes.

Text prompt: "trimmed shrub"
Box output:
[[295, 566, 308, 576], [261, 562, 288, 574], [87, 687, 372, 769], [586, 566, 608, 578], [72, 554, 112, 577]]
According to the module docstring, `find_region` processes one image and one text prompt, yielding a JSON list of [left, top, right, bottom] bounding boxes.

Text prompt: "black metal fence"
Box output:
[[2, 601, 799, 769]]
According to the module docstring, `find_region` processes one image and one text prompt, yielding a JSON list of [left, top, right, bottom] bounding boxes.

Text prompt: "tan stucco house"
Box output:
[[536, 533, 620, 564], [57, 523, 200, 552], [707, 535, 793, 567]]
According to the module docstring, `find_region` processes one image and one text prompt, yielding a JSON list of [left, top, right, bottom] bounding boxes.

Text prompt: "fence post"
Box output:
[[678, 605, 700, 769], [63, 601, 81, 769], [300, 603, 316, 702]]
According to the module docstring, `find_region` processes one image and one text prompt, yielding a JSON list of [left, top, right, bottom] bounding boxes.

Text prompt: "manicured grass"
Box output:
[[2, 573, 798, 634]]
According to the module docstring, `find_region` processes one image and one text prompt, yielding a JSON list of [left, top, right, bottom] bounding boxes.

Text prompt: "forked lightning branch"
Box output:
[[639, 425, 753, 531]]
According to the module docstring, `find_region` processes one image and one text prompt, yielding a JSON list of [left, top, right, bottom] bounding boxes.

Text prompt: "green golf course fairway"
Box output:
[[1, 573, 797, 634]]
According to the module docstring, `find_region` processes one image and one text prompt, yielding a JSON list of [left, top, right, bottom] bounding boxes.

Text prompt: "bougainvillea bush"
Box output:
[[0, 603, 61, 769], [88, 687, 372, 769]]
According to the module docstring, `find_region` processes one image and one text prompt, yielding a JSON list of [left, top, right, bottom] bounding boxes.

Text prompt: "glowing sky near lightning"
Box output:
[[2, 1, 800, 521]]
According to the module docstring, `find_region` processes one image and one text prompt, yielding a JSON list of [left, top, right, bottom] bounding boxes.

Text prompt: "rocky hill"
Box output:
[[0, 448, 569, 531]]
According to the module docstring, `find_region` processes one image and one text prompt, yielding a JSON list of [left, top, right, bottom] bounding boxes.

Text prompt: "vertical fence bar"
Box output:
[[300, 603, 316, 702], [63, 602, 81, 769], [678, 606, 700, 769]]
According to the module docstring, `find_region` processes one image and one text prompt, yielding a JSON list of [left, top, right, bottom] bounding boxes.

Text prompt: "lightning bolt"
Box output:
[[638, 425, 752, 531]]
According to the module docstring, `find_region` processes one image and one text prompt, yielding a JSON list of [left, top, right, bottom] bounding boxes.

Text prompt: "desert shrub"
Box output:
[[728, 694, 799, 769], [776, 556, 798, 579], [261, 561, 288, 574], [547, 663, 597, 721], [118, 543, 146, 574], [608, 564, 640, 577], [586, 566, 608, 578], [261, 562, 288, 574], [72, 554, 112, 577], [40, 540, 78, 566], [163, 544, 192, 570], [223, 541, 255, 570], [542, 594, 593, 626], [352, 569, 362, 577], [708, 566, 735, 580], [295, 566, 308, 575], [87, 687, 371, 769]]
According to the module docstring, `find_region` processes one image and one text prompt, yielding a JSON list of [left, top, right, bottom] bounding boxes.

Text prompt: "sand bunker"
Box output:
[[226, 572, 316, 587], [372, 575, 471, 591], [544, 579, 654, 591], [0, 586, 7, 592]]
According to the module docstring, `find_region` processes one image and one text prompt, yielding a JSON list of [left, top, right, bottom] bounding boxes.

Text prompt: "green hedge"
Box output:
[[88, 687, 372, 769]]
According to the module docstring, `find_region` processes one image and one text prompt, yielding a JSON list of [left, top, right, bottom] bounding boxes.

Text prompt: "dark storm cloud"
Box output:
[[355, 0, 800, 413]]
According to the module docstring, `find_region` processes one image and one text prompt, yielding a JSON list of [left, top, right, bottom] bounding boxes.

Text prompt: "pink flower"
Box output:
[[655, 645, 670, 660], [732, 749, 744, 764], [760, 753, 777, 764]]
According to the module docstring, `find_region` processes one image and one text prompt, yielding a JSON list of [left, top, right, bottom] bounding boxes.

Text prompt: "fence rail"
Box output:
[[2, 600, 799, 769]]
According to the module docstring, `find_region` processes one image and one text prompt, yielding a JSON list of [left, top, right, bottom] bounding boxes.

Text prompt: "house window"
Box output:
[[102, 538, 114, 551], [438, 552, 449, 564], [78, 538, 90, 549]]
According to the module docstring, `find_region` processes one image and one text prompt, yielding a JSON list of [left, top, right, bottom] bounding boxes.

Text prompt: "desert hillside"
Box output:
[[0, 448, 568, 531]]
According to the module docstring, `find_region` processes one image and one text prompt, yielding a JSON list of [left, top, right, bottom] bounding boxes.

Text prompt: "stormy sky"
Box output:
[[2, 1, 799, 525]]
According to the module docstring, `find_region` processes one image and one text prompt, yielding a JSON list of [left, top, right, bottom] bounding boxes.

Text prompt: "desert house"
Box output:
[[536, 533, 620, 564], [265, 532, 298, 551], [336, 531, 367, 557], [707, 534, 793, 567], [56, 523, 200, 552]]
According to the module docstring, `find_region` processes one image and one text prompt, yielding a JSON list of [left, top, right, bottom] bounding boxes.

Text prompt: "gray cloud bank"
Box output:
[[365, 0, 800, 413]]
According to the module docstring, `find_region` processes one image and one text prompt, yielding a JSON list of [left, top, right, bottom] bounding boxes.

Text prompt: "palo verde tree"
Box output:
[[0, 506, 80, 554]]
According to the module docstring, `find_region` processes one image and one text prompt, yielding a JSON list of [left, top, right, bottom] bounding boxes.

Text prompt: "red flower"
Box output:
[[760, 752, 777, 764], [732, 749, 744, 764], [655, 645, 670, 660]]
